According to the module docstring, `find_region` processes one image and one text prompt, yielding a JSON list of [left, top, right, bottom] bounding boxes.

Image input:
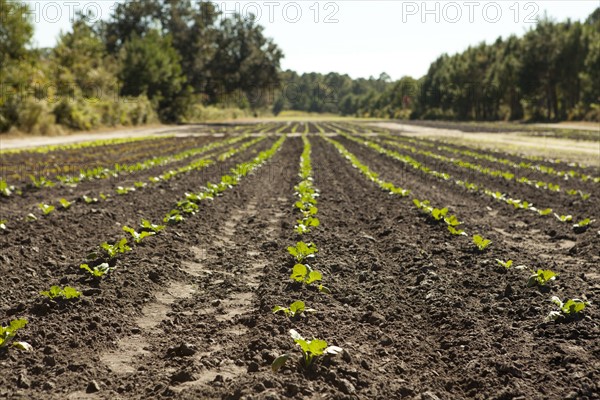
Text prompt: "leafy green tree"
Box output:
[[206, 15, 283, 108], [119, 30, 187, 121], [0, 0, 36, 132], [0, 0, 33, 67]]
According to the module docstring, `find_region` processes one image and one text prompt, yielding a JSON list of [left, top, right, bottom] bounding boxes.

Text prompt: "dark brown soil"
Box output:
[[1, 126, 598, 399]]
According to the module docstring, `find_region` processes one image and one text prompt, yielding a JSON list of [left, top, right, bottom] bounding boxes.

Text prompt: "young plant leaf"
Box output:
[[473, 234, 492, 251], [271, 354, 290, 372]]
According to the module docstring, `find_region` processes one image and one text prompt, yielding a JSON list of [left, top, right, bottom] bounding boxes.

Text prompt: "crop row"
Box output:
[[379, 134, 591, 200], [0, 136, 207, 185], [0, 134, 252, 198], [361, 125, 599, 185], [272, 134, 341, 373], [1, 135, 287, 355], [0, 134, 173, 156], [336, 122, 592, 197], [342, 132, 595, 231], [3, 136, 267, 226]]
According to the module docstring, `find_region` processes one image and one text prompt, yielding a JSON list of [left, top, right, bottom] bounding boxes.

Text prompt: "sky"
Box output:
[[27, 0, 600, 80]]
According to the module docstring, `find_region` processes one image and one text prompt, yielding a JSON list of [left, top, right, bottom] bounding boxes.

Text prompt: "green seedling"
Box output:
[[40, 285, 81, 300], [82, 195, 98, 204], [0, 319, 32, 351], [287, 241, 318, 263], [164, 209, 184, 224], [101, 238, 131, 258], [496, 259, 513, 269], [578, 191, 591, 201], [444, 215, 461, 227], [99, 193, 109, 200], [537, 208, 553, 216], [116, 186, 135, 195], [272, 300, 315, 318], [134, 181, 147, 188], [26, 213, 37, 222], [178, 200, 199, 214], [491, 191, 505, 200], [140, 219, 165, 233], [29, 175, 54, 188], [413, 199, 430, 210], [573, 218, 595, 230], [59, 198, 72, 209], [291, 264, 322, 285], [431, 207, 448, 221], [448, 226, 466, 236], [0, 179, 14, 196], [546, 296, 590, 321], [80, 263, 113, 278], [272, 329, 342, 372], [123, 226, 155, 243], [527, 269, 557, 287], [554, 213, 572, 222], [295, 217, 320, 234], [37, 203, 55, 215], [0, 220, 7, 230], [473, 235, 492, 252]]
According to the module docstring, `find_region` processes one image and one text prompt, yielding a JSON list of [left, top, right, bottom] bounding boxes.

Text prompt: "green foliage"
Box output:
[[82, 195, 99, 204], [37, 203, 55, 215], [80, 263, 113, 278], [140, 219, 165, 233], [527, 269, 558, 287], [496, 259, 513, 269], [293, 135, 321, 235], [272, 329, 343, 371], [272, 301, 315, 318], [101, 238, 131, 258], [29, 175, 54, 188], [554, 214, 573, 222], [448, 226, 466, 236], [473, 235, 492, 252], [164, 209, 184, 224], [119, 30, 187, 122], [295, 217, 320, 234], [40, 286, 81, 300], [0, 318, 31, 351], [59, 198, 72, 209], [0, 179, 14, 197], [123, 226, 155, 243], [287, 242, 318, 263], [116, 186, 135, 195], [291, 264, 323, 285], [547, 296, 590, 321], [573, 218, 595, 228]]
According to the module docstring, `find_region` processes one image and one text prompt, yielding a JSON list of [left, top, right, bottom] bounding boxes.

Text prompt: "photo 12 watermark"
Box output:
[[1, 1, 341, 25], [400, 1, 540, 23], [211, 1, 340, 23]]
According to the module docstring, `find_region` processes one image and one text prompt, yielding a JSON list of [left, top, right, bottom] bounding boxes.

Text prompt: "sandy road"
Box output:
[[371, 121, 600, 167], [0, 124, 211, 150]]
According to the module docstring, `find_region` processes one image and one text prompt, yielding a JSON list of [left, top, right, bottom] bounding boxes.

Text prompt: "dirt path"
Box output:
[[371, 122, 600, 167], [0, 125, 208, 151]]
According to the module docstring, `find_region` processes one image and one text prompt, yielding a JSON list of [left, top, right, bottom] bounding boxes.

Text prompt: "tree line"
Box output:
[[275, 8, 600, 122], [0, 0, 282, 133]]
